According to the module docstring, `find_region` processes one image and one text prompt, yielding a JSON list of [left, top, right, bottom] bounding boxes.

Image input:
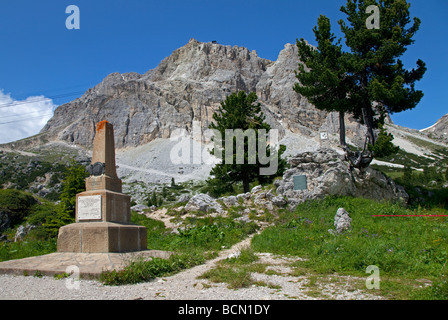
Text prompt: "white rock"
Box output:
[[334, 208, 352, 234]]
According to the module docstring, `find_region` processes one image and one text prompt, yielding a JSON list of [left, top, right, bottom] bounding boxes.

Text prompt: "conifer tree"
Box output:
[[295, 0, 426, 149], [338, 0, 426, 145], [44, 161, 88, 236], [295, 15, 356, 147], [207, 91, 286, 194]]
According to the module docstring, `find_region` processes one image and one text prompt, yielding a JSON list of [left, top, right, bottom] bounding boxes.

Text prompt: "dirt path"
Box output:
[[0, 212, 384, 300]]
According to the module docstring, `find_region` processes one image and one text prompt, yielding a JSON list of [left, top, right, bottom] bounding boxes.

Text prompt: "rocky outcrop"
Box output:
[[275, 148, 409, 210], [420, 113, 448, 142], [185, 193, 223, 213], [39, 39, 374, 152], [37, 38, 372, 151], [41, 39, 279, 149]]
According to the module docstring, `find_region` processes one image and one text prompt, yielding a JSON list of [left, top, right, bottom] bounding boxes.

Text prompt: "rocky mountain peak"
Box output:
[[39, 39, 330, 150]]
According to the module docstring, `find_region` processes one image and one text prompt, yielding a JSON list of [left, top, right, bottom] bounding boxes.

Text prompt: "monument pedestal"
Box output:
[[57, 120, 148, 253], [57, 222, 147, 253]]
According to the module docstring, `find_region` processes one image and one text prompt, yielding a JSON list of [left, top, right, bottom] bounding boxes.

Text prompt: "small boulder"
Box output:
[[177, 194, 191, 203], [131, 204, 149, 212], [185, 193, 223, 213], [271, 195, 287, 207], [221, 196, 238, 207], [14, 224, 36, 242], [334, 208, 352, 233]]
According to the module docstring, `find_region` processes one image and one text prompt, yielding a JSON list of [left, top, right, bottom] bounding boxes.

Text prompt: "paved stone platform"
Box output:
[[0, 250, 172, 279]]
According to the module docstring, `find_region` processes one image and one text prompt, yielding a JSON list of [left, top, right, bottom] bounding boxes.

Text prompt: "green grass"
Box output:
[[198, 248, 268, 289], [131, 211, 258, 252], [99, 212, 259, 285], [0, 238, 57, 262], [100, 250, 206, 285], [251, 196, 448, 299]]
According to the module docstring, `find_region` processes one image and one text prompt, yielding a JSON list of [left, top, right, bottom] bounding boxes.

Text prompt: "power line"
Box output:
[[0, 113, 53, 125], [0, 91, 85, 109], [2, 110, 53, 120]]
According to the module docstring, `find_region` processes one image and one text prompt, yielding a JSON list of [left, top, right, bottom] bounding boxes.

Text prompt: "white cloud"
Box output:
[[0, 90, 56, 144]]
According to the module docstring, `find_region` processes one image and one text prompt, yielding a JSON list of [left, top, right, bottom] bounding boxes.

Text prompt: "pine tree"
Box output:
[[295, 15, 356, 147], [208, 91, 286, 194], [401, 162, 414, 185], [338, 0, 426, 145], [295, 0, 426, 149], [44, 161, 88, 236], [368, 121, 399, 157]]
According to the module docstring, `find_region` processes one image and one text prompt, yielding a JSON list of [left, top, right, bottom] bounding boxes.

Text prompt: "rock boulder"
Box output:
[[275, 148, 409, 210]]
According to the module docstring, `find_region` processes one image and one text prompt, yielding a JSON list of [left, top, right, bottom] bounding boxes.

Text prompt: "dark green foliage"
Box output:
[[368, 124, 399, 157], [207, 91, 287, 194], [295, 15, 355, 146], [338, 0, 426, 144], [295, 0, 426, 147], [44, 161, 88, 236], [401, 162, 414, 186], [146, 190, 163, 207], [0, 189, 36, 226]]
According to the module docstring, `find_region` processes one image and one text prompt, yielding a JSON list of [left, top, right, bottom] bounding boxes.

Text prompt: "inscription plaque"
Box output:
[[78, 195, 102, 220], [293, 175, 308, 190]]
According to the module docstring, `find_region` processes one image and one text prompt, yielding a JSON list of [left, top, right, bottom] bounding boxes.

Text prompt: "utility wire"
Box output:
[[0, 113, 54, 125], [0, 91, 85, 109], [1, 109, 56, 119]]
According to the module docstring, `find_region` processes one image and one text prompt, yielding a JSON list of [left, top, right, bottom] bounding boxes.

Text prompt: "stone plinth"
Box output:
[[76, 190, 131, 223], [57, 222, 147, 253], [57, 120, 147, 253], [85, 175, 122, 193]]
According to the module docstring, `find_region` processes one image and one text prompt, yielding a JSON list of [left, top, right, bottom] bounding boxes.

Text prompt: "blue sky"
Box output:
[[0, 0, 446, 143]]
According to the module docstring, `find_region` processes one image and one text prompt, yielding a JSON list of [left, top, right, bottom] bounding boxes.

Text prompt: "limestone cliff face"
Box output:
[[421, 114, 448, 142], [40, 39, 337, 149]]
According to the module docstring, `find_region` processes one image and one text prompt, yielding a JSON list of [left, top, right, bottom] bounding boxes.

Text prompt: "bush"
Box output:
[[43, 161, 88, 236], [369, 124, 399, 158], [0, 189, 37, 226]]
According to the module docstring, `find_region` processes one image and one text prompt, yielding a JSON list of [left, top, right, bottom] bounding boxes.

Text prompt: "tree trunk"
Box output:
[[339, 111, 347, 147], [360, 73, 376, 148], [243, 178, 250, 193], [362, 105, 376, 148]]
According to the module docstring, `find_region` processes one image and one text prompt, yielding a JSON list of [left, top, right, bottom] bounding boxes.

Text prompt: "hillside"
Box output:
[[420, 113, 448, 142], [0, 39, 447, 198]]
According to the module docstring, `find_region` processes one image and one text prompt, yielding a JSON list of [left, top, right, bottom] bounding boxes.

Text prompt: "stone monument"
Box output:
[[57, 120, 147, 253]]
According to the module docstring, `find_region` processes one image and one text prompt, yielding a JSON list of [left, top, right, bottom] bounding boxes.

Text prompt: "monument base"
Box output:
[[57, 222, 147, 253], [76, 190, 131, 223]]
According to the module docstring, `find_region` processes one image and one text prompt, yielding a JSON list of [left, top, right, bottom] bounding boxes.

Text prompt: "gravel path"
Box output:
[[0, 234, 384, 300]]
